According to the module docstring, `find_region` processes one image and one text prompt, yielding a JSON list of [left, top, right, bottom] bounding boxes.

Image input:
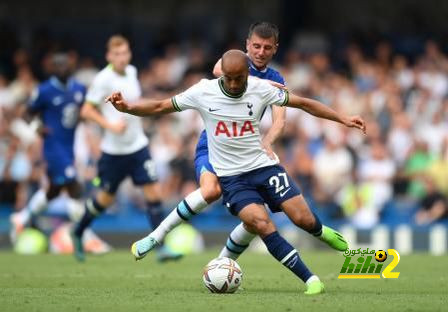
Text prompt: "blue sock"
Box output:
[[74, 198, 106, 237], [262, 231, 313, 283], [308, 212, 323, 237], [146, 201, 165, 229]]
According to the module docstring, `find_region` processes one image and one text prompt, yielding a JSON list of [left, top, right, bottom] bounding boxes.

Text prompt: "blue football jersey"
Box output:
[[249, 60, 285, 85], [29, 77, 86, 160]]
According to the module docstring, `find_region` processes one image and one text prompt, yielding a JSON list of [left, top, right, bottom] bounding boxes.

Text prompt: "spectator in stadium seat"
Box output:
[[414, 176, 448, 225]]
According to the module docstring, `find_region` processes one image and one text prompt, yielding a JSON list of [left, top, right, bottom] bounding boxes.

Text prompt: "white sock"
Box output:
[[66, 198, 84, 222], [17, 189, 48, 225], [306, 275, 320, 286], [219, 223, 256, 260], [149, 189, 208, 243]]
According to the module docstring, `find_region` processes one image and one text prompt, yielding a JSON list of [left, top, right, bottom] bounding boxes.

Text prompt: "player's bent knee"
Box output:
[[243, 223, 257, 234], [142, 183, 162, 201], [251, 218, 275, 236], [96, 191, 115, 207], [201, 183, 222, 203]]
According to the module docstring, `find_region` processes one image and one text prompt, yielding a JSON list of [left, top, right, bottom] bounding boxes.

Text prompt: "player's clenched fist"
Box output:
[[106, 92, 129, 112], [342, 116, 367, 134]]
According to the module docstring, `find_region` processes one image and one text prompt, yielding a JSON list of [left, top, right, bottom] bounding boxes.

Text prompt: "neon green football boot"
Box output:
[[304, 280, 325, 295], [318, 225, 348, 252]]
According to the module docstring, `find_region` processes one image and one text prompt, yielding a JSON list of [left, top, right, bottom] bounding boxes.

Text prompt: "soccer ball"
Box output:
[[14, 228, 48, 255], [375, 250, 387, 262], [202, 257, 243, 293]]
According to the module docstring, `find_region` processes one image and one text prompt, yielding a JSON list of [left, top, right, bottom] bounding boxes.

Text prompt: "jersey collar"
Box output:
[[50, 76, 73, 91], [249, 59, 268, 73], [107, 64, 126, 76], [218, 77, 247, 98]]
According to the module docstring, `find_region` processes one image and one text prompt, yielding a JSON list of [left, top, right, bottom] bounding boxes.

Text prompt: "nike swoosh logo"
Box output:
[[208, 108, 220, 112], [136, 249, 149, 257], [279, 188, 291, 197]]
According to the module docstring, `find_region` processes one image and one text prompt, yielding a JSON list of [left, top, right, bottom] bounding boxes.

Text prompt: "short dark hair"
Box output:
[[248, 22, 279, 43]]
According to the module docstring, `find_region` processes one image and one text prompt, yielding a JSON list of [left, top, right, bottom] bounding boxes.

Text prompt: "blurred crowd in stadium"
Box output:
[[1, 36, 448, 230]]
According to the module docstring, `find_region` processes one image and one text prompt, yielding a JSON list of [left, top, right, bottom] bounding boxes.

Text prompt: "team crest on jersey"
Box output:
[[74, 91, 83, 103], [64, 166, 76, 178], [52, 96, 64, 106], [247, 103, 253, 116], [277, 89, 285, 99]]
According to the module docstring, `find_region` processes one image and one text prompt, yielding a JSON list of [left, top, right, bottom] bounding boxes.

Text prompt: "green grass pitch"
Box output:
[[0, 250, 446, 312]]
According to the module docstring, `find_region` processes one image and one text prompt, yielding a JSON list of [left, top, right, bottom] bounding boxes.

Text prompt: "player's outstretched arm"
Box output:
[[286, 93, 366, 133], [106, 92, 175, 116]]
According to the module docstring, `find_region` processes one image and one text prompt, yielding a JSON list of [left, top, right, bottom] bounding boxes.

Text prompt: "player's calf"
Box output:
[[289, 210, 348, 251], [262, 231, 324, 294], [149, 189, 208, 243]]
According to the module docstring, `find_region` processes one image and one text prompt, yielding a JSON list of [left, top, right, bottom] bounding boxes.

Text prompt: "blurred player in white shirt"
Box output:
[[71, 35, 181, 262]]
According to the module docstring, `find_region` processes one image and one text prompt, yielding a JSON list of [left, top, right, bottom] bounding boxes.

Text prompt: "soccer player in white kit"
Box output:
[[140, 22, 288, 261], [107, 50, 366, 294], [71, 35, 181, 262]]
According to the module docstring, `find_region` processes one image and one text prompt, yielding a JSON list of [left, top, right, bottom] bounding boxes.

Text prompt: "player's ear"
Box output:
[[273, 43, 279, 55], [246, 38, 250, 51]]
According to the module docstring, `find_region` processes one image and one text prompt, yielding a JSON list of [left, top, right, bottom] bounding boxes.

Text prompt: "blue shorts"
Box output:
[[194, 130, 215, 182], [97, 147, 158, 194], [218, 165, 301, 216], [45, 152, 77, 186]]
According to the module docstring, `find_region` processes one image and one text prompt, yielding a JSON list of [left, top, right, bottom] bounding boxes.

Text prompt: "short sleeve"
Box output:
[[171, 80, 204, 112], [85, 75, 107, 106], [28, 86, 45, 112], [262, 82, 289, 107]]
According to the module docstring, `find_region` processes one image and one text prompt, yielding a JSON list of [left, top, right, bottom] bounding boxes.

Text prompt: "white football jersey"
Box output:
[[86, 64, 148, 155], [172, 76, 289, 176]]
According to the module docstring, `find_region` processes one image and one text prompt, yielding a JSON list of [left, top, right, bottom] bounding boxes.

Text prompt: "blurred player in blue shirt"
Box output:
[[10, 52, 86, 240]]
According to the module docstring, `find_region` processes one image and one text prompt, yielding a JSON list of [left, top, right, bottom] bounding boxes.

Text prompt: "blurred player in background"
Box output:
[[107, 49, 366, 294], [10, 52, 86, 240], [71, 35, 181, 262], [136, 22, 289, 259]]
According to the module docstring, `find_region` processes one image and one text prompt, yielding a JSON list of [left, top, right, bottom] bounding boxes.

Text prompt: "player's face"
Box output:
[[107, 44, 131, 73], [246, 34, 278, 70], [52, 56, 71, 81], [222, 70, 248, 95]]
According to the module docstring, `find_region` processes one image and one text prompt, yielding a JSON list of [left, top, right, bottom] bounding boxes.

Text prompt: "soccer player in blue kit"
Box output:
[[10, 53, 86, 240], [107, 49, 366, 294]]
